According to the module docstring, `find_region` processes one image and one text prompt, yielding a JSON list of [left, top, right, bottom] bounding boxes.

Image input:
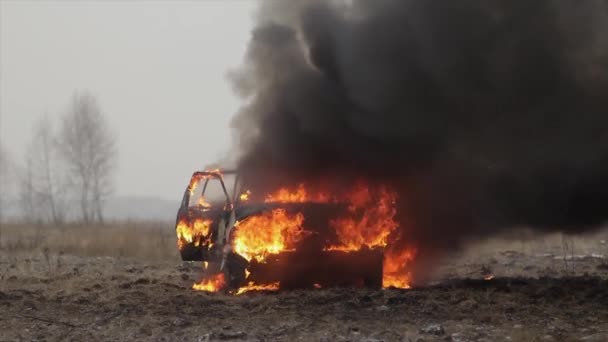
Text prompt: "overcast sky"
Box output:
[[0, 1, 255, 200]]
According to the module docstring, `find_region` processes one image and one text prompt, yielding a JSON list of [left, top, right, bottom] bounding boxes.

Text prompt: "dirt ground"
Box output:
[[1, 224, 608, 341]]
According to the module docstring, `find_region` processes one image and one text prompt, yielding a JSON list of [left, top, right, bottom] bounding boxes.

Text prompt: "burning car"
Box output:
[[175, 169, 413, 293]]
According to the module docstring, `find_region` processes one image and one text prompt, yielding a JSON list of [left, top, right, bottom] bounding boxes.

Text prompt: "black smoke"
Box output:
[[229, 0, 608, 280]]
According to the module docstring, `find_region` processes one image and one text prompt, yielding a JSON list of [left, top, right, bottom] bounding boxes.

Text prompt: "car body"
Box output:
[[175, 170, 383, 290]]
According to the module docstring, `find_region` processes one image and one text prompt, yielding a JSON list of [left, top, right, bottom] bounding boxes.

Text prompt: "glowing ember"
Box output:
[[235, 282, 280, 295], [484, 274, 495, 281], [232, 209, 308, 262], [192, 273, 226, 292], [240, 190, 252, 201], [176, 218, 213, 250], [382, 248, 416, 289]]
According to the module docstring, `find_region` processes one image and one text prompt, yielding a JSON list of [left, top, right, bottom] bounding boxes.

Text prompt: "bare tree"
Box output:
[[18, 157, 41, 224], [0, 145, 9, 223], [0, 145, 15, 233], [20, 115, 67, 224], [0, 143, 37, 224], [58, 92, 116, 223]]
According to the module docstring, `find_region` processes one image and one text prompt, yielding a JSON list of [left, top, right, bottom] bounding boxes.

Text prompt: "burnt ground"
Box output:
[[2, 228, 608, 341]]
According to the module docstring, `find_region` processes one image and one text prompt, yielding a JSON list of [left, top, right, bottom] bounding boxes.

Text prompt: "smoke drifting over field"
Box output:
[[230, 0, 608, 272]]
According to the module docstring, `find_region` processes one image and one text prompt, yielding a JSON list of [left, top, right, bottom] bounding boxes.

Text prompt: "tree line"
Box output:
[[15, 92, 117, 224]]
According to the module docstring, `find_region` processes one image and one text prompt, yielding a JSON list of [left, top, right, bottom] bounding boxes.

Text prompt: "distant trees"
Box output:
[[20, 116, 67, 224], [58, 93, 116, 223], [18, 159, 38, 223], [0, 145, 15, 223], [18, 92, 117, 224]]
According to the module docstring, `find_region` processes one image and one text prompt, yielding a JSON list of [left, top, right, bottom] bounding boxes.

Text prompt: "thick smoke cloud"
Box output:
[[230, 0, 608, 275]]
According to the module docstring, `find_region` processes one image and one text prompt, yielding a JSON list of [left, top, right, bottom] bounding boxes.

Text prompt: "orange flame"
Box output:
[[235, 281, 280, 295], [245, 182, 414, 289], [188, 168, 223, 202], [265, 183, 330, 203], [326, 185, 398, 252], [192, 273, 225, 292], [186, 180, 416, 292], [176, 218, 213, 250], [232, 209, 309, 262], [382, 248, 416, 289], [198, 196, 212, 208], [188, 178, 199, 196]]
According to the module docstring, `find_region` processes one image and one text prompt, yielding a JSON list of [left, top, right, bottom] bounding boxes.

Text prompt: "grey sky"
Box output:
[[0, 1, 255, 200]]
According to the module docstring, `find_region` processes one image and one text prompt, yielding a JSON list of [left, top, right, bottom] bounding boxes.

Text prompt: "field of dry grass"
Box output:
[[0, 221, 178, 261], [1, 223, 608, 341]]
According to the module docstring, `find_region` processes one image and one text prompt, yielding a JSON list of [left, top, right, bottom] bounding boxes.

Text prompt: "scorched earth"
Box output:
[[1, 224, 608, 341]]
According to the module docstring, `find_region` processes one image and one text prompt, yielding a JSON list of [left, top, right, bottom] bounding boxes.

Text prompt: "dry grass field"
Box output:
[[0, 222, 177, 261], [1, 223, 608, 341]]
